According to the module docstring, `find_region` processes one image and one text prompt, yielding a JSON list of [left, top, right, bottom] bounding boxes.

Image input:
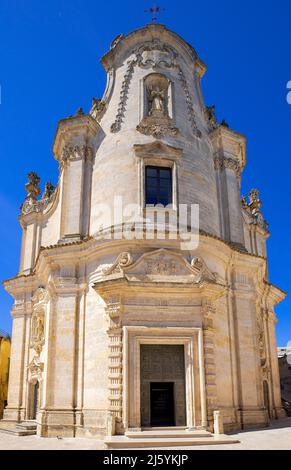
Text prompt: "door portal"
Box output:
[[150, 382, 175, 427]]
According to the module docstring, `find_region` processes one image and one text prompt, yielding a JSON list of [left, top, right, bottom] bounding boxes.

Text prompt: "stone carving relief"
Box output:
[[21, 172, 57, 216], [177, 67, 201, 138], [191, 257, 217, 283], [42, 181, 55, 200], [241, 189, 269, 232], [133, 40, 178, 70], [30, 287, 47, 355], [205, 105, 218, 131], [103, 252, 134, 275], [30, 313, 45, 355], [90, 97, 106, 120], [205, 105, 230, 133], [257, 312, 267, 368], [61, 144, 94, 163], [137, 73, 179, 138], [145, 258, 180, 276], [110, 39, 201, 137], [102, 249, 217, 285], [214, 156, 241, 179], [28, 356, 44, 384], [110, 59, 136, 133], [28, 287, 48, 383]]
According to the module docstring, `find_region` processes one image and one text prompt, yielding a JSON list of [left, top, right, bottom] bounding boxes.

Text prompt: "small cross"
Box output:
[[145, 4, 165, 23]]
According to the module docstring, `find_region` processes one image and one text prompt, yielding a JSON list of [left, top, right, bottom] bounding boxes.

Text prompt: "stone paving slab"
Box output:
[[0, 418, 290, 451]]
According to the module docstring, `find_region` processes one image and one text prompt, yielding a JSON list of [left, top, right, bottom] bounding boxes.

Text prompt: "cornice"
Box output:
[[53, 114, 100, 161], [2, 229, 268, 293], [101, 24, 207, 77], [210, 125, 246, 171]]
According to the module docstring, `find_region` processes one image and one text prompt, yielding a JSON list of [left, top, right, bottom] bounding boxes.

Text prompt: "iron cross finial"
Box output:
[[145, 4, 165, 23]]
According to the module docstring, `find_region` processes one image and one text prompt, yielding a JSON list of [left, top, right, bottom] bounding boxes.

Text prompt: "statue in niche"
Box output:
[[136, 73, 179, 138], [149, 86, 165, 114]]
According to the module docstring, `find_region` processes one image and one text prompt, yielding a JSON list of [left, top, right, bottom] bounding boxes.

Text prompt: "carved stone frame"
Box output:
[[134, 142, 183, 213], [123, 326, 207, 431], [139, 73, 175, 123]]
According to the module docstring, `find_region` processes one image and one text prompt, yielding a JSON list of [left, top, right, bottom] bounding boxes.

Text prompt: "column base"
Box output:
[[239, 408, 269, 429], [3, 406, 25, 422], [37, 410, 76, 437]]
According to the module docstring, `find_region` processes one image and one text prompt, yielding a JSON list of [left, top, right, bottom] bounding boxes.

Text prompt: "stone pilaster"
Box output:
[[3, 301, 32, 422], [105, 301, 124, 435], [266, 309, 286, 419], [202, 299, 217, 431], [60, 144, 94, 241], [38, 276, 80, 437], [211, 126, 246, 247]]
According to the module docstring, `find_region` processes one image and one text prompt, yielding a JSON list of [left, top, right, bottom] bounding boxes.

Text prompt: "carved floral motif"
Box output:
[[136, 120, 179, 138], [61, 144, 94, 162], [214, 156, 241, 178]]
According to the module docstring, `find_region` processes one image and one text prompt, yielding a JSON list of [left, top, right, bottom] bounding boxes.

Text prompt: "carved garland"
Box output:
[[177, 66, 201, 138], [110, 40, 201, 137], [110, 60, 137, 133]]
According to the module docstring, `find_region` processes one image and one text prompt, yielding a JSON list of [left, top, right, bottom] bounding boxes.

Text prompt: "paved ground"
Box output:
[[0, 418, 291, 450]]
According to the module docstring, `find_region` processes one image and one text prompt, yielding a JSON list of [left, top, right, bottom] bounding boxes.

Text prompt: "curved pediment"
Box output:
[[103, 249, 216, 285]]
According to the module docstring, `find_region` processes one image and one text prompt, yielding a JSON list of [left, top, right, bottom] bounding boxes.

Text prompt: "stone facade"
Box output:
[[2, 24, 286, 438]]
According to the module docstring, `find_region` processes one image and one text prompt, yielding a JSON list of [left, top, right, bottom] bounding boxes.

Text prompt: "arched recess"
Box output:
[[141, 73, 174, 120]]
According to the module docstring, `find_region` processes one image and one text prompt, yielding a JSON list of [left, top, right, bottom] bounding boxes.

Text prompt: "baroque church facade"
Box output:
[[2, 24, 286, 440]]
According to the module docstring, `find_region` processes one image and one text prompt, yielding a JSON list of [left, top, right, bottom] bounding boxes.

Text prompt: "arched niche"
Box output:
[[143, 73, 173, 119]]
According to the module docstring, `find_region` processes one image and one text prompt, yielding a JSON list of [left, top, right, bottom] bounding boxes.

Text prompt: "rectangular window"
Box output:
[[145, 166, 172, 206]]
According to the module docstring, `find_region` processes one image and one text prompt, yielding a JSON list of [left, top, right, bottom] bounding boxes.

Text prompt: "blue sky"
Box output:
[[0, 0, 290, 345]]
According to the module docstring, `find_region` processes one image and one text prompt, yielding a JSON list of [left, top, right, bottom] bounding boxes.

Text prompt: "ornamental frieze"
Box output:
[[214, 156, 241, 178], [61, 144, 94, 162]]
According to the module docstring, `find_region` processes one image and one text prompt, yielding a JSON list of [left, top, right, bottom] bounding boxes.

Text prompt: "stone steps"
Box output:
[[0, 420, 37, 437], [105, 430, 240, 449], [126, 429, 213, 439]]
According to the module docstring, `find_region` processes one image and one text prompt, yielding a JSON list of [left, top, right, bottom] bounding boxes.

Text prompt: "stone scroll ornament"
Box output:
[[103, 252, 134, 275], [21, 172, 56, 216], [110, 40, 202, 137]]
